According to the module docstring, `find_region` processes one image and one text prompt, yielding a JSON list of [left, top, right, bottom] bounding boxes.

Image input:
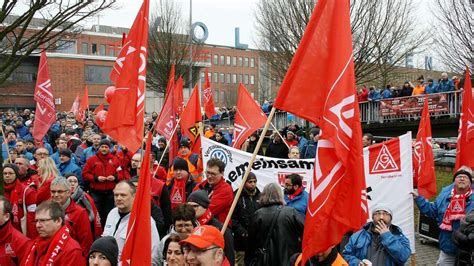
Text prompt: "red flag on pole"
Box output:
[[179, 85, 202, 154], [77, 86, 89, 123], [174, 77, 185, 116], [121, 132, 152, 265], [93, 104, 105, 115], [413, 95, 436, 198], [456, 66, 474, 170], [203, 68, 217, 119], [272, 0, 368, 263], [165, 64, 175, 95], [232, 83, 267, 149], [33, 50, 56, 143], [70, 93, 80, 115], [103, 0, 149, 152]]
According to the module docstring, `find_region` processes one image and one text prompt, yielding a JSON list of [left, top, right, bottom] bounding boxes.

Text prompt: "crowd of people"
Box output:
[[0, 109, 472, 266]]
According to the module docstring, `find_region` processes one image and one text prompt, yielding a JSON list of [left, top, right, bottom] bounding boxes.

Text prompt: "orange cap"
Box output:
[[179, 225, 225, 249]]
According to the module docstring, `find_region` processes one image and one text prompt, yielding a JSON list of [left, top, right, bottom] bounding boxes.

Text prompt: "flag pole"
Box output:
[[0, 126, 12, 163], [221, 106, 277, 232], [270, 122, 291, 149], [153, 117, 182, 177]]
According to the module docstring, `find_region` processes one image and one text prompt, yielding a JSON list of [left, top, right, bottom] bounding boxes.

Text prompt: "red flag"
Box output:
[[413, 95, 436, 198], [70, 93, 80, 115], [33, 50, 56, 143], [456, 66, 474, 170], [203, 68, 217, 119], [272, 0, 368, 263], [77, 86, 89, 123], [103, 0, 149, 152], [93, 103, 104, 115], [121, 132, 152, 265], [174, 77, 185, 116], [165, 64, 175, 95], [232, 83, 267, 149], [179, 85, 202, 154]]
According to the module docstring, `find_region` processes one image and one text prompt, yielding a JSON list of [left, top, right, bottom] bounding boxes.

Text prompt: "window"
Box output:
[[219, 73, 225, 83], [244, 74, 249, 85], [226, 73, 231, 84], [250, 58, 255, 68], [244, 57, 249, 67], [207, 72, 212, 80], [85, 65, 113, 84], [200, 72, 205, 83], [108, 46, 115, 57], [238, 57, 243, 67], [232, 56, 237, 66], [226, 56, 231, 65], [220, 55, 225, 65], [91, 43, 98, 55], [57, 40, 76, 54], [81, 42, 89, 54], [213, 55, 219, 65], [232, 74, 237, 84], [220, 90, 225, 102], [213, 91, 219, 103], [99, 44, 106, 56], [212, 72, 218, 83], [238, 74, 243, 83], [250, 75, 255, 85]]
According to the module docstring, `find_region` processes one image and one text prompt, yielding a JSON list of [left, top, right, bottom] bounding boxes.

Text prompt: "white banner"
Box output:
[[363, 132, 415, 253]]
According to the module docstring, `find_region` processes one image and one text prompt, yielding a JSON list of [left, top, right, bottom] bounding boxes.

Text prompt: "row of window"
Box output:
[[201, 72, 255, 85], [54, 40, 119, 57], [212, 54, 255, 68]]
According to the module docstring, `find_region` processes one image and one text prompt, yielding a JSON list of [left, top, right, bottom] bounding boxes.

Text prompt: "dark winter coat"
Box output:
[[265, 141, 289, 159], [231, 188, 261, 251]]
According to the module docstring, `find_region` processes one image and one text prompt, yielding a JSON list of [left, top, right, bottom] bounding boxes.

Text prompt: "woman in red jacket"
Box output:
[[36, 157, 60, 204], [2, 163, 37, 238]]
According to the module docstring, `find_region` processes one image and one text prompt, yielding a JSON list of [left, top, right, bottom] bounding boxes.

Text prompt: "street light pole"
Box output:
[[189, 0, 193, 93]]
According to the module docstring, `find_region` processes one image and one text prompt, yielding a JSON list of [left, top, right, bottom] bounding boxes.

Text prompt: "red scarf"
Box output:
[[287, 187, 303, 201], [4, 181, 22, 224], [197, 209, 213, 225], [24, 226, 72, 266], [440, 188, 472, 231], [170, 178, 187, 209]]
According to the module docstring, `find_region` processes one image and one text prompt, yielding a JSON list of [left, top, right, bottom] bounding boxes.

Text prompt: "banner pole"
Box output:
[[270, 122, 290, 149], [0, 126, 12, 163], [153, 117, 182, 177], [221, 106, 277, 232]]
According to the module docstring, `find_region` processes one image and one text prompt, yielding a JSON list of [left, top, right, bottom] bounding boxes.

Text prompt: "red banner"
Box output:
[[380, 94, 448, 116]]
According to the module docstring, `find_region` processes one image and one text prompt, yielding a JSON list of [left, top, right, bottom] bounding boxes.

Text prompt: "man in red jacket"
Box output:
[[22, 201, 85, 265], [194, 158, 233, 224], [82, 139, 128, 228], [50, 177, 93, 258], [0, 196, 30, 266]]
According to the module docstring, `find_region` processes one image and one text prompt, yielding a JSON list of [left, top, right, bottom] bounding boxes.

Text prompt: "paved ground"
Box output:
[[414, 234, 440, 265]]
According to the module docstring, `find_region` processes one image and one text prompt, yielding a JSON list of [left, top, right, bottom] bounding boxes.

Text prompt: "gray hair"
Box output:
[[259, 183, 285, 206], [50, 176, 71, 191]]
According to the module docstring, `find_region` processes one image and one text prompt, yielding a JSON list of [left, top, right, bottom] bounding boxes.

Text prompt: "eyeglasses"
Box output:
[[455, 175, 469, 180], [51, 190, 68, 194], [205, 171, 220, 177], [3, 172, 16, 176], [36, 152, 49, 156], [183, 246, 219, 254], [35, 218, 54, 224]]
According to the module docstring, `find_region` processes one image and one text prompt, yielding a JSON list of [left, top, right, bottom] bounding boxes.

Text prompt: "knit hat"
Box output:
[[59, 148, 72, 158], [247, 172, 257, 182], [88, 236, 119, 266], [173, 158, 189, 173], [158, 137, 167, 144], [372, 204, 393, 218], [179, 139, 191, 149], [180, 225, 225, 249], [187, 190, 210, 209], [453, 169, 473, 183], [99, 139, 111, 148]]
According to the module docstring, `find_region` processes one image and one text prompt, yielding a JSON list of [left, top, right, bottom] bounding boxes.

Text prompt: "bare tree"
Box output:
[[255, 0, 428, 89], [433, 0, 473, 72], [0, 1, 116, 85], [147, 0, 203, 94]]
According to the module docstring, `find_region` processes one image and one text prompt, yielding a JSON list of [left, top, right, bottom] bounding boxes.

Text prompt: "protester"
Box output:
[[36, 157, 60, 204], [245, 183, 304, 266], [211, 131, 229, 145], [438, 72, 455, 92], [15, 139, 34, 160], [291, 246, 348, 266], [33, 147, 50, 166], [187, 190, 235, 264], [79, 134, 102, 166], [424, 79, 438, 94], [87, 236, 119, 266], [232, 172, 261, 266], [284, 174, 309, 216], [204, 123, 217, 139], [23, 201, 85, 265], [155, 137, 169, 170], [414, 166, 474, 264], [163, 233, 186, 266], [452, 209, 474, 265], [167, 157, 197, 209], [15, 157, 40, 187], [167, 140, 203, 183], [102, 181, 160, 265], [0, 196, 30, 265], [180, 225, 230, 266], [240, 132, 264, 155], [57, 148, 83, 186], [342, 205, 411, 265], [301, 128, 320, 159], [362, 133, 374, 148], [288, 146, 301, 159], [194, 158, 233, 224], [412, 75, 426, 95], [2, 163, 37, 238], [265, 132, 289, 158]]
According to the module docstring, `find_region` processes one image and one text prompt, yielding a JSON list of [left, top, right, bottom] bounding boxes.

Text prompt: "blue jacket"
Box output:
[[415, 184, 474, 255], [284, 190, 309, 216], [79, 146, 98, 166], [1, 141, 16, 161], [424, 83, 438, 94], [437, 79, 454, 92], [381, 89, 392, 99], [342, 222, 411, 266], [368, 90, 381, 101], [301, 140, 317, 159], [57, 159, 84, 187], [297, 136, 308, 154], [19, 150, 34, 161], [16, 125, 29, 139]]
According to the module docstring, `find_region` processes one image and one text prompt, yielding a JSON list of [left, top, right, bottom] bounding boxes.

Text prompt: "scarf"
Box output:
[[170, 178, 187, 209], [4, 181, 22, 224], [24, 226, 72, 266], [197, 209, 213, 225], [71, 188, 95, 222], [287, 187, 303, 201], [440, 188, 472, 231]]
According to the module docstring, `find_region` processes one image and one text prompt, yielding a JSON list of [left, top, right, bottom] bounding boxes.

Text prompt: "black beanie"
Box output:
[[173, 158, 189, 172], [88, 236, 119, 266], [247, 172, 257, 181], [99, 139, 111, 148], [188, 190, 210, 209], [453, 169, 473, 183], [59, 148, 72, 158]]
